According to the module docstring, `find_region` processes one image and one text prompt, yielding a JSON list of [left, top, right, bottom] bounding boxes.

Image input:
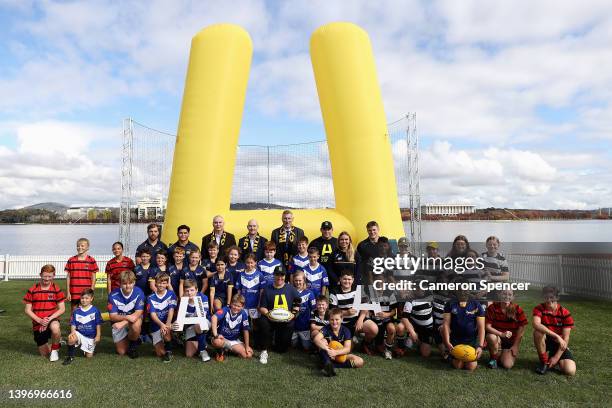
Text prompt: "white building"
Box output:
[[66, 207, 88, 219], [423, 204, 476, 216], [137, 198, 164, 220]]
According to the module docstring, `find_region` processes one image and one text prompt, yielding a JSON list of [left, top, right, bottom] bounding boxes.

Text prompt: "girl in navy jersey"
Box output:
[[179, 250, 207, 297], [209, 258, 234, 312]]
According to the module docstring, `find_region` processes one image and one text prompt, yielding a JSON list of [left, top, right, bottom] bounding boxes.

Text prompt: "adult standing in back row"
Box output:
[[309, 221, 338, 289], [201, 215, 236, 260], [356, 221, 389, 285], [271, 210, 305, 269], [136, 223, 167, 266]]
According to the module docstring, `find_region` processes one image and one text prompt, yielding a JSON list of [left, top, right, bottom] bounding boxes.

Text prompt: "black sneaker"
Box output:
[[127, 348, 139, 359], [535, 362, 548, 375], [62, 356, 74, 366], [162, 351, 173, 363], [322, 361, 336, 377]]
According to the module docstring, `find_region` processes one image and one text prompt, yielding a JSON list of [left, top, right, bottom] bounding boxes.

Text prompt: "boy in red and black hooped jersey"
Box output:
[[65, 238, 99, 310], [532, 286, 576, 376], [23, 264, 66, 361]]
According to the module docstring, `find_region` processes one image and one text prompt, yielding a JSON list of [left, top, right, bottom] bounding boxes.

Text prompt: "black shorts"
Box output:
[[500, 337, 514, 350], [33, 327, 52, 346], [414, 325, 434, 345], [344, 318, 358, 336], [373, 318, 392, 344], [432, 324, 443, 345], [546, 338, 574, 361]]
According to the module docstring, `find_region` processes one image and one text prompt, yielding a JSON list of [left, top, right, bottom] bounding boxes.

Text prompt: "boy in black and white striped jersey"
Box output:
[[399, 283, 434, 357], [481, 236, 509, 282]]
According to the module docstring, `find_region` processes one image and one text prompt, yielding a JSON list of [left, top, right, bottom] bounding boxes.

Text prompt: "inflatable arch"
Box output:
[[162, 22, 404, 244]]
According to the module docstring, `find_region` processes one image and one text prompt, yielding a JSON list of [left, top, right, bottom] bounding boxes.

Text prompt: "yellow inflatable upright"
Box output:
[[163, 23, 404, 244]]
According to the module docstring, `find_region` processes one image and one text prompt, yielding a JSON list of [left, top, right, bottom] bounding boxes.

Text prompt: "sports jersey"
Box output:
[[403, 299, 434, 329], [201, 258, 217, 275], [133, 264, 154, 295], [227, 261, 246, 284], [136, 239, 168, 266], [185, 293, 210, 320], [105, 256, 135, 291], [532, 303, 574, 335], [303, 264, 329, 297], [330, 289, 359, 324], [369, 292, 398, 323], [294, 289, 316, 331], [235, 270, 264, 309], [167, 263, 186, 294], [215, 306, 249, 341], [23, 282, 66, 330], [258, 258, 283, 288], [260, 284, 300, 312], [444, 300, 485, 345], [147, 290, 177, 332], [64, 255, 98, 300], [331, 249, 361, 288], [432, 293, 450, 327], [107, 287, 145, 316], [310, 310, 330, 328], [481, 252, 509, 277], [167, 241, 200, 263], [70, 305, 103, 339], [321, 324, 351, 344], [181, 265, 207, 292], [309, 236, 338, 277], [210, 272, 233, 302], [291, 254, 309, 273], [486, 303, 527, 332]]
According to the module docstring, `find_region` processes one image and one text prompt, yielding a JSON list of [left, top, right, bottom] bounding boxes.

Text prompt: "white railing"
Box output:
[[0, 255, 112, 281], [508, 254, 612, 300]]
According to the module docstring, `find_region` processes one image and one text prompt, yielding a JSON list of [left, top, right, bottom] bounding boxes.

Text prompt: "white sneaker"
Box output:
[[384, 349, 393, 360], [49, 350, 59, 362], [405, 338, 413, 349], [259, 350, 268, 365], [200, 350, 211, 362]]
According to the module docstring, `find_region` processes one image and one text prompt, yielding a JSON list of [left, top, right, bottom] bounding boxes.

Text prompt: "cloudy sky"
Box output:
[[1, 0, 611, 210]]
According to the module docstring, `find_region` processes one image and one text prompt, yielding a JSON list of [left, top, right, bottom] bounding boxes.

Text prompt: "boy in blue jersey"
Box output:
[[258, 241, 284, 288], [290, 236, 310, 283], [291, 270, 316, 350], [133, 249, 154, 296], [167, 247, 186, 295], [235, 254, 264, 321], [442, 288, 486, 371], [303, 247, 329, 297], [209, 258, 234, 312], [63, 288, 102, 365], [107, 270, 145, 358], [147, 273, 177, 362], [174, 279, 211, 362], [313, 308, 364, 377], [202, 241, 219, 278], [179, 250, 207, 297], [211, 294, 253, 361]]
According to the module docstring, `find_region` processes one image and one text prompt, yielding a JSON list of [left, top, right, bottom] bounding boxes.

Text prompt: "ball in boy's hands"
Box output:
[[328, 340, 347, 363], [450, 344, 477, 362], [267, 308, 294, 322]]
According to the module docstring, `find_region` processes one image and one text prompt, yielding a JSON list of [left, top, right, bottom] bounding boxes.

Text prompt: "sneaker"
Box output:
[[259, 350, 268, 365], [127, 348, 139, 359], [535, 362, 548, 375], [352, 335, 361, 346], [487, 359, 498, 369], [322, 361, 336, 377], [200, 350, 211, 362], [405, 338, 414, 349], [49, 350, 59, 362], [163, 351, 173, 363], [215, 351, 225, 362], [62, 356, 74, 366], [59, 338, 67, 346], [384, 349, 393, 360]]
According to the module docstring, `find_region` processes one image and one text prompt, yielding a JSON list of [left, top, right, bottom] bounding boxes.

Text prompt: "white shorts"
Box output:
[[185, 321, 210, 341], [246, 308, 260, 319], [75, 331, 96, 354], [112, 326, 129, 343], [292, 330, 312, 348], [223, 339, 244, 350], [151, 329, 165, 345]]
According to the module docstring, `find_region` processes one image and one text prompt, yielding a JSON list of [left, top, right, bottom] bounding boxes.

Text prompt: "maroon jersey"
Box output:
[[65, 255, 99, 299], [23, 282, 65, 330], [105, 256, 135, 291], [533, 303, 574, 335], [486, 302, 527, 332]]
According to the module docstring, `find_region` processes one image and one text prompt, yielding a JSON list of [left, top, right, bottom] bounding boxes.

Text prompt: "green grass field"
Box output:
[[1, 281, 611, 408]]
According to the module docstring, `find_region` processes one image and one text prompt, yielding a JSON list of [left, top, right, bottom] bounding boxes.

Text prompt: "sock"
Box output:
[[164, 341, 173, 353], [319, 349, 331, 365], [538, 352, 549, 364], [384, 341, 394, 350], [196, 333, 207, 353], [490, 352, 498, 360], [51, 343, 61, 351], [129, 340, 138, 351], [67, 345, 76, 357]]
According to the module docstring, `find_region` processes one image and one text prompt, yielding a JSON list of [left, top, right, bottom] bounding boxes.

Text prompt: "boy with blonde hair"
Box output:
[[65, 238, 98, 310]]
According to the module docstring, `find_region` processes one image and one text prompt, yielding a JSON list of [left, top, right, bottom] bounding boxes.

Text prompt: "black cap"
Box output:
[[273, 266, 285, 276], [320, 221, 333, 230]]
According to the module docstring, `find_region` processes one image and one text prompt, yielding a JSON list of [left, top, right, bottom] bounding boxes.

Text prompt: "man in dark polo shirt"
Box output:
[[136, 223, 168, 266], [167, 224, 200, 263], [356, 221, 390, 286], [309, 221, 338, 288], [201, 215, 236, 259], [257, 267, 301, 364]]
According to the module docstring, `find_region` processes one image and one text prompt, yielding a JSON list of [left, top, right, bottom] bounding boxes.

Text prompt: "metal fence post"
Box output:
[[557, 254, 565, 295]]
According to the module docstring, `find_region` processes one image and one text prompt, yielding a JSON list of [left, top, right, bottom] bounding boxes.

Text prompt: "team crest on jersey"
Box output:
[[465, 308, 478, 315], [75, 313, 96, 324], [224, 313, 242, 329], [240, 276, 260, 289], [48, 294, 54, 300]]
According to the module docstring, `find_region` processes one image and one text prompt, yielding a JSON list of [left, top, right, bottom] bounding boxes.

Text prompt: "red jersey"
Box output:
[[486, 302, 527, 332], [23, 282, 66, 330], [105, 256, 135, 291], [533, 303, 574, 335], [64, 255, 99, 299]]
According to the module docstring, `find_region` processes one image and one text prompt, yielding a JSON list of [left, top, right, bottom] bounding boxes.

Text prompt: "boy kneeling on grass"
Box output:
[[532, 286, 576, 376], [63, 288, 103, 365], [107, 270, 145, 358], [313, 308, 364, 377], [23, 264, 66, 362], [147, 273, 177, 363], [210, 294, 253, 361]]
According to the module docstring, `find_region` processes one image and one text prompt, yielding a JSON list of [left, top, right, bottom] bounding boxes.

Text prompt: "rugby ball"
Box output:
[[329, 340, 347, 363], [450, 344, 477, 362], [267, 308, 294, 322]]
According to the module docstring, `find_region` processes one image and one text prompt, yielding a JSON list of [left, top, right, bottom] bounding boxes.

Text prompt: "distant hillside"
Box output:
[[22, 202, 68, 213], [230, 202, 291, 210]]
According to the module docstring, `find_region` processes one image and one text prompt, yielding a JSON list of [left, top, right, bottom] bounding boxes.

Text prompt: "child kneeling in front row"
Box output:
[[313, 308, 364, 377], [147, 273, 177, 362], [107, 270, 145, 358], [173, 279, 211, 362], [210, 294, 253, 361], [63, 288, 103, 365]]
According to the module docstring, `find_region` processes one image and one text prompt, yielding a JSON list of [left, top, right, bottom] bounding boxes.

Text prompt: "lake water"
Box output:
[[1, 220, 611, 256]]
